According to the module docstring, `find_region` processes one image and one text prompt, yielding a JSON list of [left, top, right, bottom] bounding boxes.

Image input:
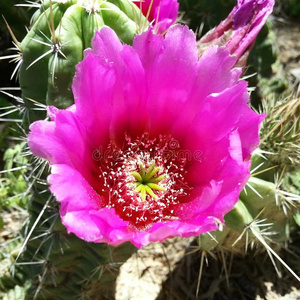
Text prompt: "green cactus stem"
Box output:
[[18, 0, 147, 125]]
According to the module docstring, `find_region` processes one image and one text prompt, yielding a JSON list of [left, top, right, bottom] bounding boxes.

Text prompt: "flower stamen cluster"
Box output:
[[98, 134, 189, 229], [131, 161, 166, 202]]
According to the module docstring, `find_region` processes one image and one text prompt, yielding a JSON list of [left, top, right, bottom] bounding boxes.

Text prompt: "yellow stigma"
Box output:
[[131, 161, 166, 201]]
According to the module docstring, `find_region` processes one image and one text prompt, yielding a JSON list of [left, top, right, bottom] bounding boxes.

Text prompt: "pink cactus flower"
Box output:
[[28, 25, 263, 248], [198, 0, 275, 67], [134, 0, 179, 34]]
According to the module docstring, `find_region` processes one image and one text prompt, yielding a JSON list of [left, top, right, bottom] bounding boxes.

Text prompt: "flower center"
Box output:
[[131, 161, 166, 202], [96, 134, 191, 229]]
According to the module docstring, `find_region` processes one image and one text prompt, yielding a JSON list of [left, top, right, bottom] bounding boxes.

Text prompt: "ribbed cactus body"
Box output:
[[19, 0, 147, 124]]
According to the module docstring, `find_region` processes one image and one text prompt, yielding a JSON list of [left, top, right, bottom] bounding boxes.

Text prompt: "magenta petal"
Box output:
[[135, 0, 179, 34], [181, 80, 261, 163], [148, 217, 219, 243], [64, 208, 149, 248], [231, 0, 275, 59], [28, 120, 61, 162], [28, 109, 84, 166], [134, 25, 200, 135], [199, 0, 275, 64], [91, 209, 150, 247], [62, 209, 130, 244], [48, 164, 102, 214], [171, 46, 242, 139], [62, 211, 103, 242], [175, 181, 222, 217], [180, 131, 251, 220], [28, 108, 99, 188], [90, 26, 123, 59], [238, 112, 265, 159], [193, 47, 241, 98], [88, 209, 130, 244], [181, 80, 258, 189], [48, 164, 105, 242], [73, 28, 148, 144], [183, 81, 249, 146]]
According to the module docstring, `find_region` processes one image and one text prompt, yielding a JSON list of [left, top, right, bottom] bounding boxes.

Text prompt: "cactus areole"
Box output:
[[19, 0, 150, 123], [28, 25, 263, 248]]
